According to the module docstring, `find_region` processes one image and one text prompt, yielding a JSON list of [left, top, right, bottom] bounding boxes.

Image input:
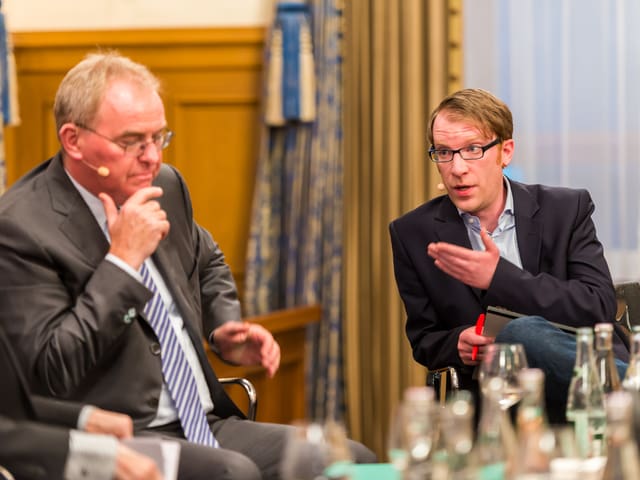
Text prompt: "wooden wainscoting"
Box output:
[[207, 305, 322, 424], [6, 27, 265, 293]]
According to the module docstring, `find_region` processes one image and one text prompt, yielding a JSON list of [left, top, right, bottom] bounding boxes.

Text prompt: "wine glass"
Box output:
[[479, 343, 528, 410]]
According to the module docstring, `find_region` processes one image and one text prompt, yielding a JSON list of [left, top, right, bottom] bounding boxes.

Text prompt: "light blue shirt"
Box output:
[[66, 173, 214, 428], [458, 177, 523, 269]]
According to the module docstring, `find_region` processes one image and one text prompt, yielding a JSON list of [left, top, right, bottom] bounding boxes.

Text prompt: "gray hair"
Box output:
[[54, 51, 162, 132]]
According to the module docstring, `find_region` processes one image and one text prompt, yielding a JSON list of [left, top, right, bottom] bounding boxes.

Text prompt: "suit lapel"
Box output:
[[432, 197, 483, 300], [510, 180, 542, 275], [433, 199, 473, 248], [46, 154, 110, 267], [47, 155, 198, 337], [434, 181, 544, 279]]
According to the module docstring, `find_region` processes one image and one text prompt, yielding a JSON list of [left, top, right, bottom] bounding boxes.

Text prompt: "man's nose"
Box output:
[[449, 152, 468, 173], [139, 141, 162, 163]]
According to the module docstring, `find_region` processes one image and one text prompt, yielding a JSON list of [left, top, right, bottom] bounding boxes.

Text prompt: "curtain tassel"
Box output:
[[265, 2, 316, 126]]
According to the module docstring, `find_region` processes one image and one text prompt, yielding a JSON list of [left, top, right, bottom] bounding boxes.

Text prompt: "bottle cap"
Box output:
[[576, 326, 593, 337], [594, 323, 613, 332], [606, 390, 632, 421]]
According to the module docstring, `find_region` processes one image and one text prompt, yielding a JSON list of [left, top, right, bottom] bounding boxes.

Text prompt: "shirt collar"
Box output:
[[64, 169, 108, 233], [503, 177, 515, 216]]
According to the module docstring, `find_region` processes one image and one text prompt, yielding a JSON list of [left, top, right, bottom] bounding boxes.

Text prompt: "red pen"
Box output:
[[471, 313, 486, 361]]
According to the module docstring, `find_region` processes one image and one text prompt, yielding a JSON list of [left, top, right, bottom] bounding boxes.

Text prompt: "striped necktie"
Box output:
[[140, 261, 219, 447]]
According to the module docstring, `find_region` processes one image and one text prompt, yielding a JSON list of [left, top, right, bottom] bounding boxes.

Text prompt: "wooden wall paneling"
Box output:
[[169, 91, 260, 294], [5, 74, 62, 182]]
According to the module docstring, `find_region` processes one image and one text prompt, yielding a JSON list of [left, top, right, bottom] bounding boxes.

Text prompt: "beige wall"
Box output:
[[3, 0, 274, 31]]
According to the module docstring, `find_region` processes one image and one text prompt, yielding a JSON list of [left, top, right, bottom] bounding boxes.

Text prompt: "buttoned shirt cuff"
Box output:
[[64, 430, 118, 480]]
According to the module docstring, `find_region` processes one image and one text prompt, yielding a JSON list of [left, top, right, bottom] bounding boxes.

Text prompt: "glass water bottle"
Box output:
[[601, 390, 640, 480], [513, 368, 554, 479], [622, 325, 640, 391], [594, 323, 621, 395], [566, 327, 606, 458]]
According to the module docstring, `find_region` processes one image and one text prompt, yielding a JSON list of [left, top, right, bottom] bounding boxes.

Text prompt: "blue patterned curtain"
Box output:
[[244, 0, 345, 421]]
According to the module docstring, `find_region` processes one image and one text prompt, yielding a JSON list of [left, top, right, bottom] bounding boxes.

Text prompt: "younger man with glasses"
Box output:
[[389, 88, 628, 422]]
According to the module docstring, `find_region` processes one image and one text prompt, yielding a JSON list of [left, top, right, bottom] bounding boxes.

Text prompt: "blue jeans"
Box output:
[[495, 316, 628, 424]]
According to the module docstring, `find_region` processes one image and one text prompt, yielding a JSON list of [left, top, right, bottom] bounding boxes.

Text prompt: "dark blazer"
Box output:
[[389, 179, 621, 386], [0, 325, 84, 480], [0, 153, 244, 428]]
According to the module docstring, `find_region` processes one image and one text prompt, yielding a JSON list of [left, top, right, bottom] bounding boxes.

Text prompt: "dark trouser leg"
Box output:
[[139, 421, 261, 480], [141, 416, 376, 480], [212, 417, 377, 480]]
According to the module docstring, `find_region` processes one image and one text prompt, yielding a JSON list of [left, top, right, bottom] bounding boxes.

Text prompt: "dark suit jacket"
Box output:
[[389, 179, 621, 387], [0, 325, 85, 479], [0, 153, 245, 429]]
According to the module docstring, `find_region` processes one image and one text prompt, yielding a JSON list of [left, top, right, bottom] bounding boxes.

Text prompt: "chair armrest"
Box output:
[[426, 366, 460, 405], [219, 377, 258, 421], [616, 282, 640, 326]]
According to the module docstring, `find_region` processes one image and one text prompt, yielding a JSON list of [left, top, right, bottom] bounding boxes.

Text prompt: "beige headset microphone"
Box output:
[[82, 159, 110, 177]]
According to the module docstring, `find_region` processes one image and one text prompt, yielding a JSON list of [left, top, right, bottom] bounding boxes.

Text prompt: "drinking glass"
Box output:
[[386, 393, 434, 478], [479, 343, 528, 410], [280, 420, 352, 480], [547, 426, 581, 480]]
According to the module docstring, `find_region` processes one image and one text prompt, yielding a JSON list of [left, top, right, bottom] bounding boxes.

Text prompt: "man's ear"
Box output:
[[499, 138, 515, 168], [58, 123, 82, 160]]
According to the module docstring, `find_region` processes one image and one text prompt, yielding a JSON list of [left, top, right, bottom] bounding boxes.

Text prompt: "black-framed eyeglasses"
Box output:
[[428, 138, 502, 163], [76, 124, 174, 157]]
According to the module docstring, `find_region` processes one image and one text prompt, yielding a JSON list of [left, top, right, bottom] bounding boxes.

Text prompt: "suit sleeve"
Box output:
[[0, 416, 118, 480], [197, 225, 242, 335], [167, 165, 242, 336], [0, 218, 152, 397], [0, 415, 70, 480], [389, 221, 471, 371], [0, 166, 155, 397], [485, 189, 617, 328], [31, 395, 83, 428]]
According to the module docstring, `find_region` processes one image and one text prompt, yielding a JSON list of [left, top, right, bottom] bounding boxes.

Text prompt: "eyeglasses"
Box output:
[[76, 124, 174, 157], [428, 138, 502, 163]]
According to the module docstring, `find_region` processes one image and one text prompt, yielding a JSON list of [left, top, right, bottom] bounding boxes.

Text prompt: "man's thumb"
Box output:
[[98, 193, 118, 229], [481, 228, 498, 252]]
